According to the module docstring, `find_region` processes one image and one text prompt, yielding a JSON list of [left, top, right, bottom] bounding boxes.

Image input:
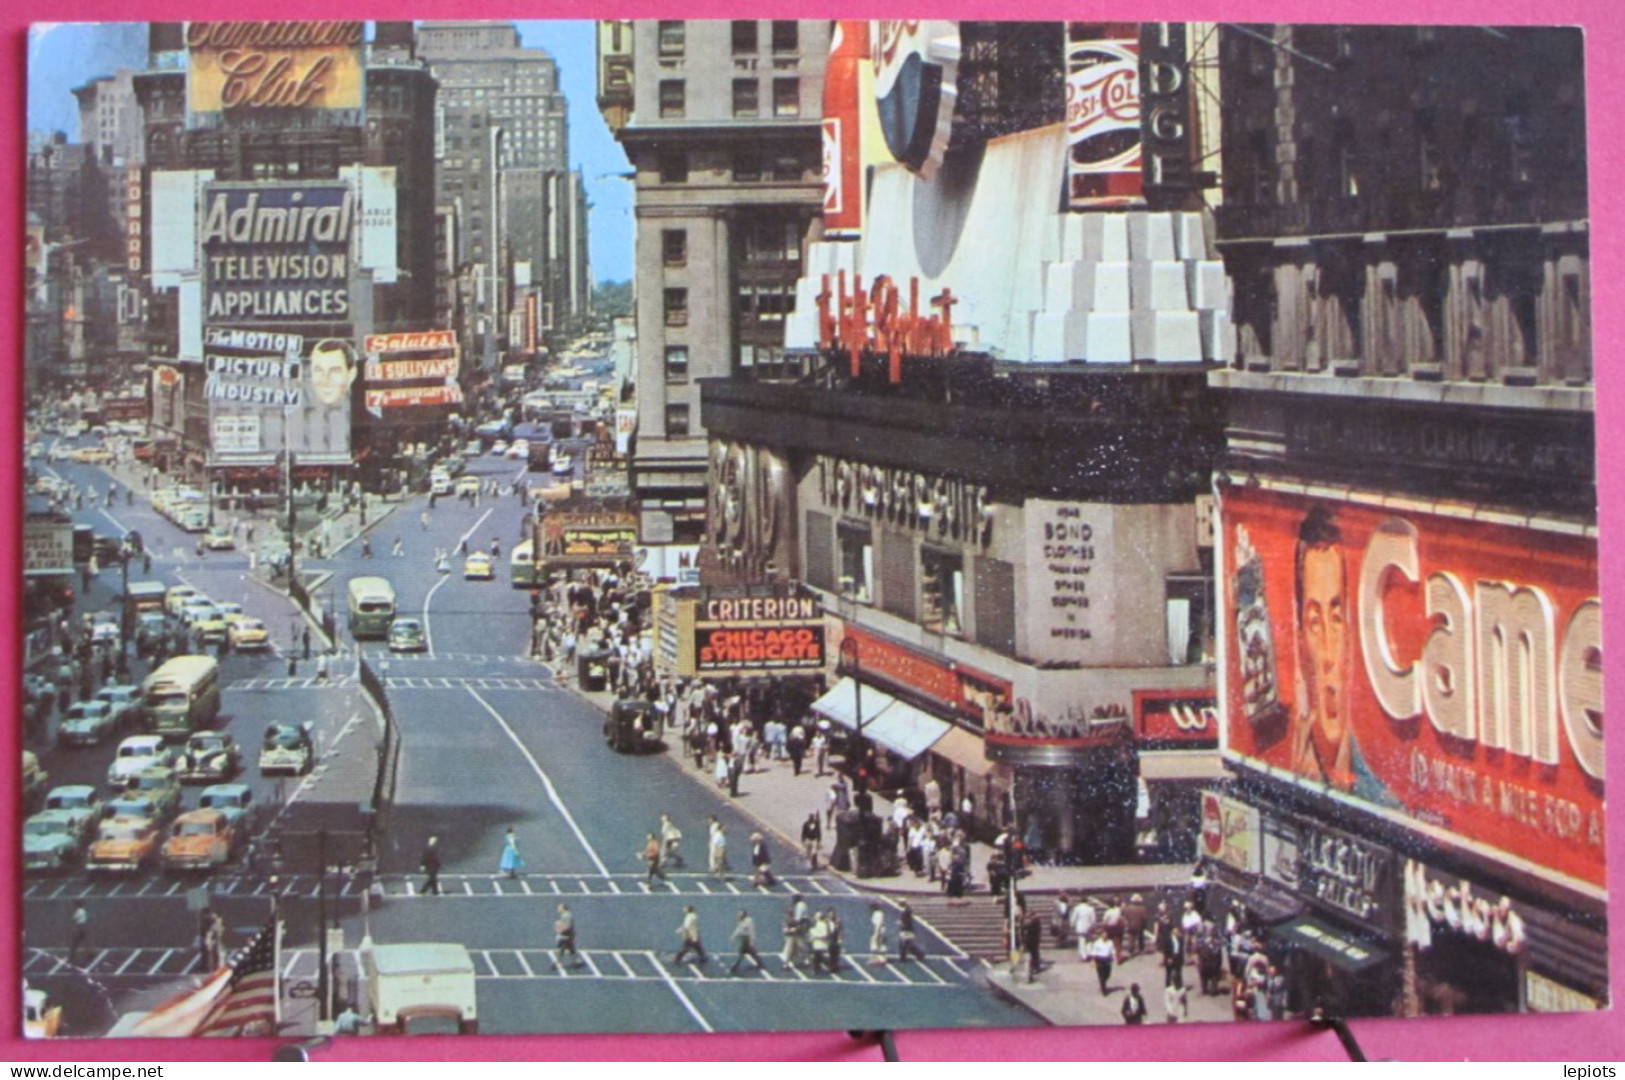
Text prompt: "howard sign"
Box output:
[[1221, 484, 1604, 889]]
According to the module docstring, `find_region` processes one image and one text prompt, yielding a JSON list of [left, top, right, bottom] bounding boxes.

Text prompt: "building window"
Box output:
[[1165, 576, 1210, 666], [838, 524, 873, 603], [733, 21, 758, 54], [658, 20, 685, 56], [734, 148, 762, 182], [773, 78, 800, 118], [662, 228, 687, 267], [665, 403, 691, 437], [733, 79, 760, 118], [772, 20, 798, 53], [659, 150, 688, 183], [664, 345, 689, 381], [664, 287, 688, 327], [659, 79, 685, 119], [920, 548, 964, 637]]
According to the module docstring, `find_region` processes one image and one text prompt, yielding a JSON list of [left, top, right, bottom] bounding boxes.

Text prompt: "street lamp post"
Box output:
[[838, 636, 864, 789]]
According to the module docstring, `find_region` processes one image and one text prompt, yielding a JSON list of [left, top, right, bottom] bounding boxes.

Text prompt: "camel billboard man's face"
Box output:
[[1299, 542, 1348, 750], [310, 342, 355, 407]]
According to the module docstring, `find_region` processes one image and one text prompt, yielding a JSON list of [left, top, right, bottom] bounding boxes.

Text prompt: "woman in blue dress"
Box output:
[[499, 827, 525, 879]]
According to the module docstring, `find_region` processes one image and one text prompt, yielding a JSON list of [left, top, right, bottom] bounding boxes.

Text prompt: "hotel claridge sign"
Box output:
[[18, 19, 1602, 1041]]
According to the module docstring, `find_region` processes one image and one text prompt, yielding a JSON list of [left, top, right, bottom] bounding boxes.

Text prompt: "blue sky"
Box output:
[[27, 20, 634, 283]]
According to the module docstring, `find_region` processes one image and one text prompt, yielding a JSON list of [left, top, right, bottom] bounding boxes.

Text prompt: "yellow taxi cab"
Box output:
[[463, 552, 494, 580]]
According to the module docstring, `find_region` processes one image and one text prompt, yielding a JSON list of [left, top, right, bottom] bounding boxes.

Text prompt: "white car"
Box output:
[[108, 735, 177, 786], [505, 439, 530, 460], [179, 596, 218, 625], [490, 439, 509, 457]]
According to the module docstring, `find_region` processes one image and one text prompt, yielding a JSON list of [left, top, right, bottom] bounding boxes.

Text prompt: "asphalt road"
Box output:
[[24, 448, 1039, 1035]]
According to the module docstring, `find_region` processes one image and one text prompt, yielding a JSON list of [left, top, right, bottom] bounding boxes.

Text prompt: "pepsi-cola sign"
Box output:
[[871, 21, 960, 179]]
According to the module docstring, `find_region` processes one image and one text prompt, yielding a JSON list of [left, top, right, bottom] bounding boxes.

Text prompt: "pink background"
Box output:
[[3, 0, 1621, 1062]]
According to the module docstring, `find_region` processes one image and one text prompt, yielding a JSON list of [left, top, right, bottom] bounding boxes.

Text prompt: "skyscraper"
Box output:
[[417, 21, 581, 359], [597, 19, 831, 544]]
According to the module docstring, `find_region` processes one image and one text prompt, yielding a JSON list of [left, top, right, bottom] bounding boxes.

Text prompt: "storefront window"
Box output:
[[921, 548, 965, 637], [838, 524, 872, 603]]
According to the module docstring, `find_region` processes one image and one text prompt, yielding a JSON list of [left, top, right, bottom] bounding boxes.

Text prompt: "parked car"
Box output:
[[259, 722, 314, 776], [161, 809, 239, 872], [388, 618, 428, 653], [57, 701, 116, 748], [86, 816, 162, 874], [177, 731, 242, 783], [197, 783, 256, 829]]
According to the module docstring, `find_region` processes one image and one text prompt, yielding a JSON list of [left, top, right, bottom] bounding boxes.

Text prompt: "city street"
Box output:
[[22, 447, 1038, 1036]]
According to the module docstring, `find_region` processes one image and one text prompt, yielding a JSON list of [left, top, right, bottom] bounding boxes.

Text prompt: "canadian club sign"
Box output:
[[186, 22, 364, 114]]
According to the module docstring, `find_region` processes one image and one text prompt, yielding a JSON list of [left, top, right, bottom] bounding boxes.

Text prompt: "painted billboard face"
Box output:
[[1223, 485, 1605, 889], [1295, 528, 1351, 789], [310, 339, 356, 406]]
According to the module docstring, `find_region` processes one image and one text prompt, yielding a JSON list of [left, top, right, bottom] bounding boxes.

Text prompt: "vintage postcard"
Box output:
[[20, 19, 1602, 1039]]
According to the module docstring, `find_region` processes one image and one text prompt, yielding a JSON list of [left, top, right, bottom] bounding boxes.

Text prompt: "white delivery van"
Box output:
[[363, 942, 477, 1035]]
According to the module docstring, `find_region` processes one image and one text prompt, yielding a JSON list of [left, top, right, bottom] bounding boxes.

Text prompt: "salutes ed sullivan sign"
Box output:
[[1221, 485, 1604, 890]]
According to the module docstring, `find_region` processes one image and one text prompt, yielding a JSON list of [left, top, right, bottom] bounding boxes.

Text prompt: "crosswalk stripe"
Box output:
[[29, 944, 969, 989]]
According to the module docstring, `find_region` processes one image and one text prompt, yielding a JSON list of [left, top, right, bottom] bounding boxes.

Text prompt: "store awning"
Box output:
[[1139, 751, 1226, 782], [930, 725, 989, 776], [1271, 917, 1388, 973], [861, 698, 951, 762], [810, 677, 896, 730]]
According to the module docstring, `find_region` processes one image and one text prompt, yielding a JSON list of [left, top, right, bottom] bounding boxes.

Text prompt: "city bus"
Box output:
[[142, 656, 222, 740], [510, 539, 536, 589], [347, 577, 397, 640]]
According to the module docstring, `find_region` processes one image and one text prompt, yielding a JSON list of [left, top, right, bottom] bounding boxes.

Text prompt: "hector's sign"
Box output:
[[1222, 484, 1605, 889]]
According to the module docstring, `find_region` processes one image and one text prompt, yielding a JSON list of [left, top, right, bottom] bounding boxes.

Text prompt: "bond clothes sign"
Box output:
[[202, 184, 354, 323], [1221, 484, 1605, 889], [186, 22, 364, 115]]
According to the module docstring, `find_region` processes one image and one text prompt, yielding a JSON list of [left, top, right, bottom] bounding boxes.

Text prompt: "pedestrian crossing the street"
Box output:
[[26, 944, 976, 989], [21, 871, 864, 903]]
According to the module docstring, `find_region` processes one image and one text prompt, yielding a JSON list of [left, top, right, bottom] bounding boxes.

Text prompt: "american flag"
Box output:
[[131, 915, 280, 1038]]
